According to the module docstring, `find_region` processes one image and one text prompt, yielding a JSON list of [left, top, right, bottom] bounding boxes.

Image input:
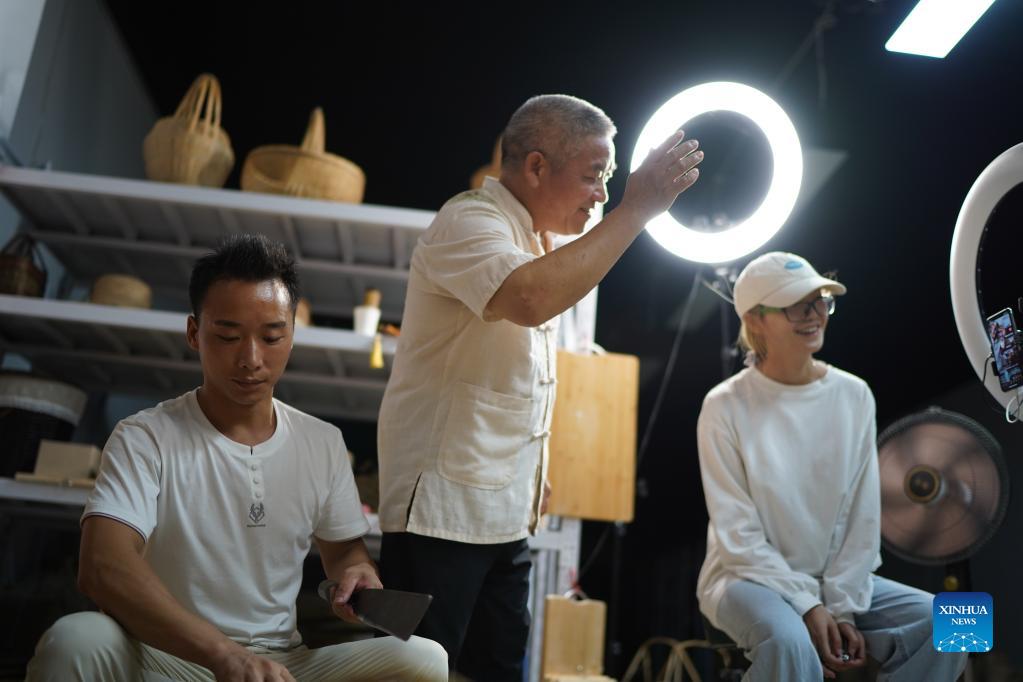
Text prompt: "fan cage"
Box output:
[[876, 406, 1009, 566]]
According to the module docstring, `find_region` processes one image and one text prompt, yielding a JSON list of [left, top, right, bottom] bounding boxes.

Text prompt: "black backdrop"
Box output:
[[104, 0, 1023, 673]]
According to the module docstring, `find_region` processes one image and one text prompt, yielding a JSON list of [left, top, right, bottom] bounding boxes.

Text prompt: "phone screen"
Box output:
[[986, 308, 1023, 391]]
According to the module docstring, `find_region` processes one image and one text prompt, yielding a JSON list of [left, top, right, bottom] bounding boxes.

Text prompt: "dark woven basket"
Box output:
[[0, 374, 85, 477], [0, 407, 75, 478], [0, 233, 47, 297]]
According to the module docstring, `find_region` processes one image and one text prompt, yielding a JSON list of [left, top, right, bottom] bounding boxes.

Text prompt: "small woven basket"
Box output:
[[143, 73, 235, 187], [89, 274, 152, 309], [241, 107, 365, 203], [0, 233, 47, 297]]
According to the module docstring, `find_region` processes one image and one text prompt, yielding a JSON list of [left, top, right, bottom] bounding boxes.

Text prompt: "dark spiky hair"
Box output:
[[188, 234, 300, 317]]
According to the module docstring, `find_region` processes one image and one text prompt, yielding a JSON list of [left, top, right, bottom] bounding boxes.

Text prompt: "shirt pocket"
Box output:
[[438, 381, 533, 490]]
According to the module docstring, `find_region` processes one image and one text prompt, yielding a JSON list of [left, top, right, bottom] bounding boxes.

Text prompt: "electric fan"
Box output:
[[877, 407, 1009, 588]]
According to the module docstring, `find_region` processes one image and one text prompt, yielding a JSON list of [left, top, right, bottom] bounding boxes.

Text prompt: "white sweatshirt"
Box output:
[[696, 365, 881, 626]]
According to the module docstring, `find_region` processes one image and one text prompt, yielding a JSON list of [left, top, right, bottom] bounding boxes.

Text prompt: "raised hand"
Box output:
[[618, 129, 703, 224]]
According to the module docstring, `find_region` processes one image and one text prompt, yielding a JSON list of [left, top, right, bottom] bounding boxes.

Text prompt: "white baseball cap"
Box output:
[[733, 252, 846, 316]]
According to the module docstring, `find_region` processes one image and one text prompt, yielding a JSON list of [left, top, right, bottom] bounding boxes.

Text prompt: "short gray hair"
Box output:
[[501, 94, 616, 169]]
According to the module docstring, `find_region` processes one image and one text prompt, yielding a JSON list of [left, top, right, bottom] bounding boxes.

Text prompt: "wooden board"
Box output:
[[548, 351, 637, 522], [541, 596, 607, 678]]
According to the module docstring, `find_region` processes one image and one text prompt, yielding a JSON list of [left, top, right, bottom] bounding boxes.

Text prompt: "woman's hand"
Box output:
[[802, 605, 844, 678], [837, 621, 867, 668]]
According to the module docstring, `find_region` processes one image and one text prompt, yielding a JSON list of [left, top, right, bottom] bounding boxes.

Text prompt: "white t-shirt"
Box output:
[[696, 365, 882, 627], [83, 390, 370, 649], [378, 177, 557, 544]]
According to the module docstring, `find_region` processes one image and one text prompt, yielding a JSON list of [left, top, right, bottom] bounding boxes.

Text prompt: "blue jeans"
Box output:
[[714, 575, 968, 681]]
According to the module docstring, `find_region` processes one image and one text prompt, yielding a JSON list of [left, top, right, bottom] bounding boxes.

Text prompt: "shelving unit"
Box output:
[[0, 293, 396, 420], [0, 165, 434, 322], [0, 164, 430, 420]]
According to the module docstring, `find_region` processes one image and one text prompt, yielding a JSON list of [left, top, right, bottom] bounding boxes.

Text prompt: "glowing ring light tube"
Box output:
[[950, 142, 1023, 410], [631, 81, 803, 264]]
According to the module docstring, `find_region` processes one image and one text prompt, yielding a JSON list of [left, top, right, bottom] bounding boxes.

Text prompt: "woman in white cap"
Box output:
[[695, 252, 967, 681]]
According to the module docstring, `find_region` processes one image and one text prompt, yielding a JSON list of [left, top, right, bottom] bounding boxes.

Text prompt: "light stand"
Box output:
[[715, 266, 741, 380]]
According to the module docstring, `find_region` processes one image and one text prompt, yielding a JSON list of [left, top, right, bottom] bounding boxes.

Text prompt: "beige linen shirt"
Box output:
[[377, 177, 557, 544]]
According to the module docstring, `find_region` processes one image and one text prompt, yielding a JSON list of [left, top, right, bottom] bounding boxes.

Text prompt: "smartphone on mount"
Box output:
[[985, 307, 1023, 392]]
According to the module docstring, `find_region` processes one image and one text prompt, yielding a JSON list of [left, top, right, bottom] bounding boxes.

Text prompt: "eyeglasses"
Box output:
[[759, 293, 836, 322]]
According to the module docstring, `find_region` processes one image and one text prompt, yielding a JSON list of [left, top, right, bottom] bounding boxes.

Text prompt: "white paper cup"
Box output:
[[354, 305, 381, 337]]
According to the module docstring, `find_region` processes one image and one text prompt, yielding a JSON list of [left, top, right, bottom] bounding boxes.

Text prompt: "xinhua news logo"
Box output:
[[932, 592, 993, 653]]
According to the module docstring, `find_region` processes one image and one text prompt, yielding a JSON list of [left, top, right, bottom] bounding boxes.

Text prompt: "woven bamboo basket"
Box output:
[[241, 108, 365, 203], [0, 233, 47, 297], [143, 73, 234, 187], [89, 274, 152, 309]]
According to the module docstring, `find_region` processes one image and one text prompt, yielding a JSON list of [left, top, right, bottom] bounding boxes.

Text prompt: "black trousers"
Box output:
[[379, 531, 532, 682]]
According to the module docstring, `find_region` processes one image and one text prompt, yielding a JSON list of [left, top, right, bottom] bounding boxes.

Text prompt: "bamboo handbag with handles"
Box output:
[[241, 107, 365, 203], [143, 73, 235, 187], [0, 233, 47, 297]]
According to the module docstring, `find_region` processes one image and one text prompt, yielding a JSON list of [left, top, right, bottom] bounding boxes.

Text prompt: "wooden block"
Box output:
[[541, 596, 607, 678], [14, 472, 95, 489], [548, 351, 637, 522], [34, 440, 101, 479]]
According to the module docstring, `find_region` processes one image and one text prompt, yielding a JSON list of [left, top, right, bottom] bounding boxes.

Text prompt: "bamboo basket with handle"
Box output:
[[143, 73, 234, 187], [241, 107, 365, 203]]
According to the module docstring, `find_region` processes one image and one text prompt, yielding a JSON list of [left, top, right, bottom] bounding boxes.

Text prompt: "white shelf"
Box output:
[[0, 165, 434, 321], [0, 476, 90, 506], [0, 294, 396, 421]]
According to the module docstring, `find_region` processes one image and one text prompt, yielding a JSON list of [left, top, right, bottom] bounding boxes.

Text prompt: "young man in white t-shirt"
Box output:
[[26, 234, 447, 682]]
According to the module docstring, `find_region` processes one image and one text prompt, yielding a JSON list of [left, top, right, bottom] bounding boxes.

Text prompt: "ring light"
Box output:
[[950, 142, 1023, 410], [630, 81, 803, 264]]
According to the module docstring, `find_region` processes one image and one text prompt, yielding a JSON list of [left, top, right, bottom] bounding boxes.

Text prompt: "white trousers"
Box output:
[[25, 611, 448, 682]]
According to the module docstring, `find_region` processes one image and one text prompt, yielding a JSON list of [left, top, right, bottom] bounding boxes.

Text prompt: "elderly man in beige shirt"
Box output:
[[377, 93, 703, 681]]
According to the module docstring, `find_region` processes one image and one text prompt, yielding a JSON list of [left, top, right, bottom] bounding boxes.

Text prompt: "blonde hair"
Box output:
[[737, 312, 768, 366], [737, 286, 835, 365]]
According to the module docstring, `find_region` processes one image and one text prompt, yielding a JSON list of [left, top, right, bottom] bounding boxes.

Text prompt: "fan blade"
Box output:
[[876, 410, 1008, 564], [879, 434, 921, 473], [882, 495, 931, 542], [879, 465, 908, 502]]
